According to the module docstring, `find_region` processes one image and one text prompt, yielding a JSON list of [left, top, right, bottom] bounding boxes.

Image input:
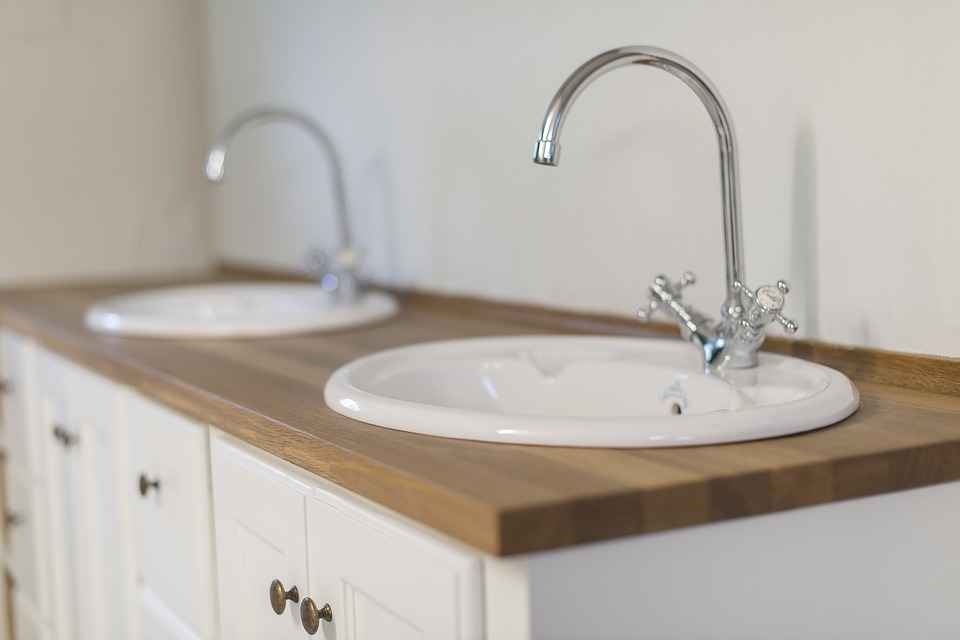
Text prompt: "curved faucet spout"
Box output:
[[533, 46, 744, 321], [205, 107, 353, 249]]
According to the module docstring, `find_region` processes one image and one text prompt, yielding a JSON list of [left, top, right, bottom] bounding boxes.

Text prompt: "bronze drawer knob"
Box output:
[[269, 578, 299, 615], [52, 424, 78, 447], [138, 474, 161, 497], [300, 597, 332, 635]]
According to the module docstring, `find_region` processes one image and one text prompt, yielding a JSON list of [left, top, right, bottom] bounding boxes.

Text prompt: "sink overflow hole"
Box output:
[[671, 403, 682, 415]]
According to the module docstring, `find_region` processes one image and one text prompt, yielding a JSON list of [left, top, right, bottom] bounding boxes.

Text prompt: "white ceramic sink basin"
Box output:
[[325, 336, 860, 447], [84, 282, 397, 339]]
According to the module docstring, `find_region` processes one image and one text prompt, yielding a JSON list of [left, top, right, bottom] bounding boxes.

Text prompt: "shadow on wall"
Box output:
[[790, 118, 819, 339]]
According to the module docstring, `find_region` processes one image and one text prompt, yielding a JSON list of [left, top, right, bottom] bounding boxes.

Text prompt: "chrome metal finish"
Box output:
[[205, 107, 366, 299], [138, 474, 160, 497], [534, 46, 796, 370], [52, 424, 78, 448], [269, 578, 299, 615], [732, 279, 798, 353], [300, 597, 332, 635]]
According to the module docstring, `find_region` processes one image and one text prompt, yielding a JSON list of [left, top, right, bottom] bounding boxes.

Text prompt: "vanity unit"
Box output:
[[1, 281, 960, 639]]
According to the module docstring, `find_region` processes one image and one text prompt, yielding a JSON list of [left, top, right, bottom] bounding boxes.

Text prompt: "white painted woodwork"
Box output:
[[71, 363, 136, 640], [308, 479, 484, 639], [34, 348, 135, 640], [127, 392, 218, 640], [211, 433, 317, 639], [4, 469, 49, 637], [0, 329, 39, 479], [0, 329, 50, 640], [10, 588, 49, 640], [35, 348, 80, 640], [212, 432, 483, 640], [0, 564, 7, 640], [136, 585, 207, 640], [483, 480, 960, 640]]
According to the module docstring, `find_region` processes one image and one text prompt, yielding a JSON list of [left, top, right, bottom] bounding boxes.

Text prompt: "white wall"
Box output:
[[203, 0, 960, 358], [0, 0, 211, 287]]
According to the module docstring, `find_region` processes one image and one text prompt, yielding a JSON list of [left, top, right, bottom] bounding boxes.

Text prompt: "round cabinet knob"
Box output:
[[138, 474, 161, 497], [52, 424, 78, 448], [300, 597, 333, 635], [269, 578, 299, 615]]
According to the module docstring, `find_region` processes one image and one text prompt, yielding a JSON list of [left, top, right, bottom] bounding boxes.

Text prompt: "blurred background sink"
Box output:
[[85, 281, 397, 339]]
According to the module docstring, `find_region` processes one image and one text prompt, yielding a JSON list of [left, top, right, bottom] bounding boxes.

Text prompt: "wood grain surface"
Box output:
[[2, 276, 960, 556]]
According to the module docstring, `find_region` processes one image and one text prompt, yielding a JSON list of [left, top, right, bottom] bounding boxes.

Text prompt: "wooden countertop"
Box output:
[[3, 276, 960, 556]]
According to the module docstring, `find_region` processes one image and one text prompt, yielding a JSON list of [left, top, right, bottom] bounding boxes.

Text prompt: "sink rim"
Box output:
[[324, 335, 860, 448], [84, 281, 398, 339]]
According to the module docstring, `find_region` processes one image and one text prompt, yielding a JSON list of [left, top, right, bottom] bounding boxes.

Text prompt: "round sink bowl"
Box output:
[[324, 336, 860, 447], [85, 282, 397, 339]]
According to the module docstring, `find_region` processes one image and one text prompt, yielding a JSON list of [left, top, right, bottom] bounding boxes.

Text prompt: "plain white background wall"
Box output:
[[6, 1, 950, 356], [0, 0, 211, 287], [202, 1, 960, 358]]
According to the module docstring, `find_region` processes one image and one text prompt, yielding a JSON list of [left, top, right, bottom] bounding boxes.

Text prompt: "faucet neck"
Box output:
[[205, 107, 354, 249], [534, 46, 746, 319]]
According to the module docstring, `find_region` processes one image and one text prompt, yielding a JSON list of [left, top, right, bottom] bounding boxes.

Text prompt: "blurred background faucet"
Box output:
[[205, 107, 366, 299]]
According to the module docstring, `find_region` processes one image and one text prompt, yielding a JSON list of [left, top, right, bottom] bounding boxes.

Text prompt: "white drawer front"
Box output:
[[127, 393, 217, 639]]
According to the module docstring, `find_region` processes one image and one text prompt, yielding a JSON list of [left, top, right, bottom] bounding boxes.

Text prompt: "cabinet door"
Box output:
[[127, 392, 217, 640], [35, 348, 81, 640], [1, 329, 52, 640], [4, 469, 50, 638], [17, 346, 135, 640], [10, 585, 50, 640], [0, 329, 39, 478], [307, 487, 483, 640], [211, 433, 316, 639], [136, 586, 207, 640], [71, 364, 136, 640]]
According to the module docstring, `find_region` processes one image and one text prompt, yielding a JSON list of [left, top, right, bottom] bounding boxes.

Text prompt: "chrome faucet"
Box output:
[[205, 107, 367, 299], [533, 46, 796, 370]]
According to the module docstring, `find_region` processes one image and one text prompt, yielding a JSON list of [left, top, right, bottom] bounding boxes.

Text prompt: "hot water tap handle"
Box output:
[[637, 272, 696, 321]]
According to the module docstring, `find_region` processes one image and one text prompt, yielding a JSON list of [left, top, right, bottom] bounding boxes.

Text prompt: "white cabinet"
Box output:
[[307, 487, 484, 640], [126, 392, 218, 640], [35, 347, 135, 640], [211, 432, 315, 640], [4, 464, 51, 640], [0, 329, 135, 640], [0, 328, 47, 640], [211, 431, 483, 640], [1, 327, 217, 640], [482, 480, 960, 640]]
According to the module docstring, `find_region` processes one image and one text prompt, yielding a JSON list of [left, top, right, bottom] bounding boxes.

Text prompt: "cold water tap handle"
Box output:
[[734, 280, 798, 337]]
